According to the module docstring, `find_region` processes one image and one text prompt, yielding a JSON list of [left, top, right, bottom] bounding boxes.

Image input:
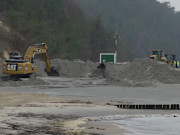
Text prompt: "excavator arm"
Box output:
[[24, 43, 59, 75]]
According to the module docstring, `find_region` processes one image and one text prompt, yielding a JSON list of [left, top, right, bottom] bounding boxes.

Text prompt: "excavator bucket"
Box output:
[[45, 67, 60, 76]]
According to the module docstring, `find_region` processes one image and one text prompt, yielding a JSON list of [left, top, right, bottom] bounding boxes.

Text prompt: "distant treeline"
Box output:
[[75, 0, 180, 60]]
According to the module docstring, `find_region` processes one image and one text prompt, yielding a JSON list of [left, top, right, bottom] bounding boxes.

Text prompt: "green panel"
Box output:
[[101, 55, 114, 63]]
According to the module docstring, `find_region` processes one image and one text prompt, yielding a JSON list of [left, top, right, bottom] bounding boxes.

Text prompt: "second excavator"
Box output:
[[2, 43, 60, 77]]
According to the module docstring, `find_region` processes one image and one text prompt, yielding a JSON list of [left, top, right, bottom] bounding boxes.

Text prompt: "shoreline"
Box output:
[[0, 90, 180, 134], [0, 91, 128, 135]]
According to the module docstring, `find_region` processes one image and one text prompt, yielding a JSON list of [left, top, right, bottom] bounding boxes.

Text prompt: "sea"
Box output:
[[100, 114, 180, 135]]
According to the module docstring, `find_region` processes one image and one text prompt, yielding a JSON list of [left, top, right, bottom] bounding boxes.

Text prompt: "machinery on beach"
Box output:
[[2, 43, 59, 78]]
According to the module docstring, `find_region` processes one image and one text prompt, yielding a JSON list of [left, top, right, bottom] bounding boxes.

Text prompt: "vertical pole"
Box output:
[[114, 33, 120, 63], [114, 35, 118, 54], [114, 53, 117, 63]]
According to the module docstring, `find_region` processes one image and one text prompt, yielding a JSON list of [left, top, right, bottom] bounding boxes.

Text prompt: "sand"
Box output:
[[105, 58, 180, 86], [2, 58, 180, 87], [1, 58, 180, 134], [0, 91, 129, 135], [40, 58, 180, 86]]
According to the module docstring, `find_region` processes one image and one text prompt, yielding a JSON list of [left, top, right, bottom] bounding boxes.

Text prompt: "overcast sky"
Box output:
[[158, 0, 180, 11]]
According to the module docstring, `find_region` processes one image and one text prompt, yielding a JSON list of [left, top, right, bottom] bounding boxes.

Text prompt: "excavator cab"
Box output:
[[149, 49, 167, 61], [165, 54, 176, 66], [9, 53, 24, 61], [10, 52, 19, 59]]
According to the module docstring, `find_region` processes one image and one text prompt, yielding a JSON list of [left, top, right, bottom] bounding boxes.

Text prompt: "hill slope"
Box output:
[[75, 0, 180, 60], [0, 17, 23, 59], [0, 0, 114, 61]]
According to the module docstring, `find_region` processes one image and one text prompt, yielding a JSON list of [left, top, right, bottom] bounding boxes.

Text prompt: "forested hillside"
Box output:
[[75, 0, 180, 60], [0, 0, 114, 61], [1, 0, 180, 61]]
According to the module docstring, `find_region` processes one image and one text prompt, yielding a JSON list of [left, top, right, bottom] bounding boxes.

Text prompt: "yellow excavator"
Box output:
[[2, 43, 59, 77], [149, 49, 167, 62]]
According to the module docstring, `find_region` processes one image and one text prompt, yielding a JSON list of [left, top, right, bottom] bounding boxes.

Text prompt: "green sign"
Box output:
[[100, 53, 117, 63]]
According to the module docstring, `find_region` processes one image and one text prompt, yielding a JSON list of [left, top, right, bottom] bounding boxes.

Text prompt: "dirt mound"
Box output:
[[33, 59, 99, 77], [105, 58, 180, 86], [34, 59, 48, 77], [1, 58, 180, 87], [33, 58, 180, 87], [50, 59, 99, 77]]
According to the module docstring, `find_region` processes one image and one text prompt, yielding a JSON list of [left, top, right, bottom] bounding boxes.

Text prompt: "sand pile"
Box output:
[[50, 59, 99, 77], [1, 58, 180, 87], [32, 58, 180, 86], [33, 59, 99, 77], [34, 59, 48, 77], [105, 58, 180, 86]]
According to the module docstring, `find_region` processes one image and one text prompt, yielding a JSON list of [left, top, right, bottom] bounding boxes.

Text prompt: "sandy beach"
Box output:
[[0, 80, 180, 134], [0, 59, 180, 134], [0, 90, 129, 135]]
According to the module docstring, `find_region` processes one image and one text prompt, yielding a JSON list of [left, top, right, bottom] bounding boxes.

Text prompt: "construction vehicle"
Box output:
[[165, 54, 176, 66], [149, 49, 167, 61], [2, 43, 59, 77]]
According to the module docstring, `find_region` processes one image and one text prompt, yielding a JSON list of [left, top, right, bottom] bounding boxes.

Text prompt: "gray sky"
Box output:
[[158, 0, 180, 11]]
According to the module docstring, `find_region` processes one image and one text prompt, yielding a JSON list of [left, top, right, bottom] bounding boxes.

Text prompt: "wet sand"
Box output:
[[0, 91, 129, 135]]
